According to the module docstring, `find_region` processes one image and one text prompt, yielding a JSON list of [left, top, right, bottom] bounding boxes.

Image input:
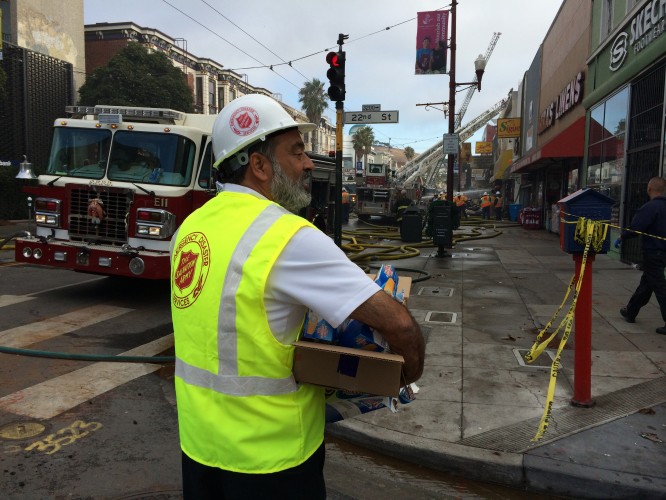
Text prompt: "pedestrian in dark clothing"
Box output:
[[617, 176, 666, 334]]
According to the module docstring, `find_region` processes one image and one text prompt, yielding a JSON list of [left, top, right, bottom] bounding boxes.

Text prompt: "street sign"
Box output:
[[362, 104, 381, 111], [442, 133, 459, 155], [344, 111, 399, 124]]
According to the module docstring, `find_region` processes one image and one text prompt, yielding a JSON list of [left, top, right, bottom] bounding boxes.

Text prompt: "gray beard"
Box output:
[[270, 160, 311, 213]]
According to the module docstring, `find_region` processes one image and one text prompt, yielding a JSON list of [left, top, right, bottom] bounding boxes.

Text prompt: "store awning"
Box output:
[[490, 150, 514, 181], [509, 116, 585, 175]]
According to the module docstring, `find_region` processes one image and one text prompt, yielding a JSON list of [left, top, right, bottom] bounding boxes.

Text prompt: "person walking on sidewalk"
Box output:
[[170, 94, 425, 499], [617, 176, 666, 334]]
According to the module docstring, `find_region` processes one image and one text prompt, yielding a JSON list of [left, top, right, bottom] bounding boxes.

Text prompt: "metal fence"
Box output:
[[0, 44, 73, 220]]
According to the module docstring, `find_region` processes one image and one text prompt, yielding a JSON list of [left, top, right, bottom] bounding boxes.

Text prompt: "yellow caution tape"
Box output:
[[524, 217, 599, 441]]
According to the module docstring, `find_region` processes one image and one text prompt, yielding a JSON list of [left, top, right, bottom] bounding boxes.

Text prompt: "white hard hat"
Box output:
[[496, 191, 500, 195], [483, 192, 488, 195], [212, 94, 315, 170]]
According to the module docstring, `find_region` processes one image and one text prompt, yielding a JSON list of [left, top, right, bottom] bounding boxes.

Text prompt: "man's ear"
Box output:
[[248, 151, 270, 182]]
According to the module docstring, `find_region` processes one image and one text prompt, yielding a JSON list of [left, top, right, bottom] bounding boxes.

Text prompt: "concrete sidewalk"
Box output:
[[329, 222, 666, 499]]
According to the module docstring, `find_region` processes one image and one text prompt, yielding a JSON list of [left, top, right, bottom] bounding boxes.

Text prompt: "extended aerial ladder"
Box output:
[[401, 97, 508, 188]]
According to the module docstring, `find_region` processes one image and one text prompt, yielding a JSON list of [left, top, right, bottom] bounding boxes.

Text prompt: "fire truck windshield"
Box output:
[[47, 128, 197, 187]]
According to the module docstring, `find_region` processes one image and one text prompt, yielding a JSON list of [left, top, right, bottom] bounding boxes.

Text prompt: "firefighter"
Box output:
[[170, 94, 424, 498], [480, 192, 492, 219], [394, 189, 412, 226], [494, 191, 504, 221], [454, 192, 468, 219], [341, 187, 350, 223]]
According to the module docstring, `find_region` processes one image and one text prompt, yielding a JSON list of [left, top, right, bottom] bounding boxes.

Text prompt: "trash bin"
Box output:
[[508, 204, 522, 222], [400, 207, 422, 243]]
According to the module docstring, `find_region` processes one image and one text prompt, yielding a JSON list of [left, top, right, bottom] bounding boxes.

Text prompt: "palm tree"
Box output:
[[298, 78, 327, 153], [404, 146, 416, 161], [351, 126, 375, 170]]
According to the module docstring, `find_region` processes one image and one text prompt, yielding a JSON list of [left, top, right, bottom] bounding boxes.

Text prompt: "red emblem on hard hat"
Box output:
[[229, 106, 260, 136]]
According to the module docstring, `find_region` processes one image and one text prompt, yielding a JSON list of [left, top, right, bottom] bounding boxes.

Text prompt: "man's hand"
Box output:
[[350, 289, 425, 384]]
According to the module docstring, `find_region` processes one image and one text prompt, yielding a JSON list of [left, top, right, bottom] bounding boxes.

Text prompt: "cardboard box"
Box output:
[[293, 341, 404, 397]]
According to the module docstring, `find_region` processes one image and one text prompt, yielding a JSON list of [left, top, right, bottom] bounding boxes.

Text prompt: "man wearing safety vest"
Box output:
[[494, 191, 504, 221], [480, 192, 492, 220], [453, 192, 468, 219], [170, 94, 425, 499]]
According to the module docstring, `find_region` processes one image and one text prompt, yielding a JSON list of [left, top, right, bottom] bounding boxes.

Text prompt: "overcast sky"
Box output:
[[84, 0, 564, 153]]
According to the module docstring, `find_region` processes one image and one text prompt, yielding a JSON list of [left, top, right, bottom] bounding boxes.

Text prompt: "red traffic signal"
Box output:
[[326, 51, 346, 102]]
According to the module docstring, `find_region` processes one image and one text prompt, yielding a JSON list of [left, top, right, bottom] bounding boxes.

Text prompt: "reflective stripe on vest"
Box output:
[[175, 203, 297, 396]]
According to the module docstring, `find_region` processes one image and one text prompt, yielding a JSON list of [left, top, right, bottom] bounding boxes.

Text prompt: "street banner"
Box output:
[[415, 11, 449, 75]]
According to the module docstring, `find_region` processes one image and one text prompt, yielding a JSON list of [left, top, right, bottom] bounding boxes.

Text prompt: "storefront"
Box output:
[[584, 0, 666, 262]]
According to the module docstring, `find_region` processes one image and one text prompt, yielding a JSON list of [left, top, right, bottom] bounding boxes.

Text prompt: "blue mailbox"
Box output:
[[558, 188, 615, 254]]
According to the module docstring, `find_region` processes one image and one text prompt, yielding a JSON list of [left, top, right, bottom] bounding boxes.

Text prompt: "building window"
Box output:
[[586, 86, 629, 225], [196, 76, 204, 113], [208, 78, 216, 115], [601, 0, 614, 39]]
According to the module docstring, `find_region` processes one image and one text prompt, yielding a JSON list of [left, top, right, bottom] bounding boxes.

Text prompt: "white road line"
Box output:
[[0, 334, 174, 419], [0, 305, 133, 348], [0, 295, 35, 308], [30, 277, 107, 296]]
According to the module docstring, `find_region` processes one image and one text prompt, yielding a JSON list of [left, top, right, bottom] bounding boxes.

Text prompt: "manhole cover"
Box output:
[[417, 286, 454, 297], [424, 311, 457, 324], [0, 421, 46, 440], [513, 348, 556, 368]]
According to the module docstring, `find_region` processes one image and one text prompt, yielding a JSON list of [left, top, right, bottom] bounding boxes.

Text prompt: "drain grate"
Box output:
[[513, 348, 555, 369], [424, 311, 457, 324], [418, 286, 454, 297], [458, 376, 666, 453]]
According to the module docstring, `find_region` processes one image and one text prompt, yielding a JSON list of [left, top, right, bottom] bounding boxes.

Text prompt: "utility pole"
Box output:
[[447, 0, 457, 202]]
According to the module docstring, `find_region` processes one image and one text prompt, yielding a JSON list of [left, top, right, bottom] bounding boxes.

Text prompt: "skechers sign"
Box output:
[[610, 0, 666, 72]]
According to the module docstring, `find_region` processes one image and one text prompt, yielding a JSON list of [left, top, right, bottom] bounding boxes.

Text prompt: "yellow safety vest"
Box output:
[[171, 191, 325, 473], [481, 195, 492, 208]]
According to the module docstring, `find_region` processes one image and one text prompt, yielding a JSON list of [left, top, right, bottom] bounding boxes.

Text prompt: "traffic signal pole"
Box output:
[[334, 100, 343, 247], [327, 33, 347, 247]]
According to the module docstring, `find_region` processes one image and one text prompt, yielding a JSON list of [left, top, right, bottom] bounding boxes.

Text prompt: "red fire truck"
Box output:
[[15, 105, 335, 279]]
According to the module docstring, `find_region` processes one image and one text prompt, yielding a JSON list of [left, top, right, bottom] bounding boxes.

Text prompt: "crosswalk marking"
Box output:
[[0, 305, 133, 348], [0, 295, 35, 308], [0, 334, 174, 419]]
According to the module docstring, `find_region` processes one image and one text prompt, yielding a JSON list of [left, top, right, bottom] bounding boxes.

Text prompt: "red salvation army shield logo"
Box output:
[[229, 106, 260, 137], [172, 232, 211, 309]]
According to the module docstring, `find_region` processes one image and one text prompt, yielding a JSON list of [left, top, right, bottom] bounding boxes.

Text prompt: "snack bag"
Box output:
[[337, 319, 390, 352], [374, 264, 398, 298], [301, 309, 337, 343]]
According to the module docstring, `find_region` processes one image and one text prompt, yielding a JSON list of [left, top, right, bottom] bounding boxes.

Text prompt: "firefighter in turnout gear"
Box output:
[[170, 94, 425, 499], [480, 192, 492, 220]]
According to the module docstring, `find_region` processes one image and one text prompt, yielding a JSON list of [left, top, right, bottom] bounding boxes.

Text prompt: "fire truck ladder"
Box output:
[[402, 97, 508, 189]]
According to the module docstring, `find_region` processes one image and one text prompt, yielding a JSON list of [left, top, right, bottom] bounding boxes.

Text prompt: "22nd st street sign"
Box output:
[[343, 111, 399, 124]]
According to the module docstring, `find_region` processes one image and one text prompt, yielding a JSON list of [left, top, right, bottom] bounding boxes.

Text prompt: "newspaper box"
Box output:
[[558, 188, 614, 254]]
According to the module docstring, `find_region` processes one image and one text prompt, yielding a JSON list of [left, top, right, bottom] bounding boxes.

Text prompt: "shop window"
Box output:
[[586, 86, 629, 225], [601, 0, 614, 39]]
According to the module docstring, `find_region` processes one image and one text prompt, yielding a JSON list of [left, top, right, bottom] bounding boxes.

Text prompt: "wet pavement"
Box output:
[[329, 217, 666, 499]]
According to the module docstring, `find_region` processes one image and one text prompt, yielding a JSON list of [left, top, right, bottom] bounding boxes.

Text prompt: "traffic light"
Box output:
[[326, 51, 346, 101]]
